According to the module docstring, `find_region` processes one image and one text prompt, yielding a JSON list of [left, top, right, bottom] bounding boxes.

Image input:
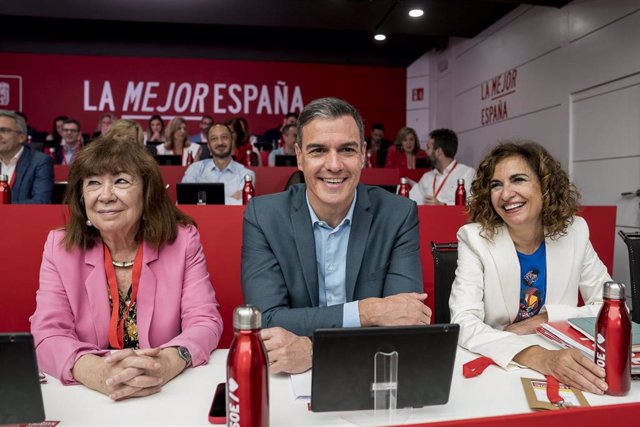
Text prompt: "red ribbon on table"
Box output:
[[462, 356, 496, 378]]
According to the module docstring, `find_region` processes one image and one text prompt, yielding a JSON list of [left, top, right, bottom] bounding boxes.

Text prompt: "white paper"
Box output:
[[290, 371, 312, 401]]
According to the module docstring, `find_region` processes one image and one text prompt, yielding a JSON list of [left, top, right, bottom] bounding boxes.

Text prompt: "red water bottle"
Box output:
[[455, 178, 466, 206], [398, 177, 410, 198], [594, 281, 631, 396], [186, 150, 194, 166], [366, 151, 373, 168], [245, 149, 252, 167], [49, 146, 57, 163], [242, 175, 254, 205], [0, 175, 11, 204], [226, 305, 269, 427]]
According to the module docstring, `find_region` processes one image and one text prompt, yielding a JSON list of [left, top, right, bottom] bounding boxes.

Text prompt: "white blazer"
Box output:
[[449, 216, 611, 369]]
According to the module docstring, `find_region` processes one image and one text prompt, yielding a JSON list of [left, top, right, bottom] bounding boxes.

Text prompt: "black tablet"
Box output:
[[176, 182, 225, 205], [311, 324, 459, 412], [0, 333, 46, 424], [275, 154, 297, 167], [154, 154, 182, 165]]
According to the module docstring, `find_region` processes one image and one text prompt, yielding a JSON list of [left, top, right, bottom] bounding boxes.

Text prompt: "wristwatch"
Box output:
[[175, 346, 192, 368]]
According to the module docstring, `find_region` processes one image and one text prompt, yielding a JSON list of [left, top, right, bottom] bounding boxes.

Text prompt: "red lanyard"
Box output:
[[8, 155, 21, 189], [104, 243, 143, 349], [432, 161, 458, 199]]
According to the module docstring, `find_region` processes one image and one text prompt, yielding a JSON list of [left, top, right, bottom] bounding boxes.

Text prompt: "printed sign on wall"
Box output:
[[0, 53, 406, 136], [480, 68, 517, 126]]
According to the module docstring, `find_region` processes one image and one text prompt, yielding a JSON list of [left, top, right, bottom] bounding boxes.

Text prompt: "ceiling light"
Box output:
[[374, 34, 386, 41], [409, 9, 424, 18]]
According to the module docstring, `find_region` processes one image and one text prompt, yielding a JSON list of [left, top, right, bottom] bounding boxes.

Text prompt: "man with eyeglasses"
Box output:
[[0, 110, 54, 203], [55, 119, 83, 165], [181, 123, 255, 205]]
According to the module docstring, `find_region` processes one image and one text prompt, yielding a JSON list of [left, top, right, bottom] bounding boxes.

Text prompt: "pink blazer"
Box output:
[[30, 225, 223, 384]]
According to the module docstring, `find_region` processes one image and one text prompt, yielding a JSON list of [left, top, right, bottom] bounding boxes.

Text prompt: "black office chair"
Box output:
[[619, 231, 640, 323], [430, 242, 458, 324]]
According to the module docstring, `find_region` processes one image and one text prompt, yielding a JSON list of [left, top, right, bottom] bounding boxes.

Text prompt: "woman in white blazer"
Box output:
[[449, 141, 611, 394]]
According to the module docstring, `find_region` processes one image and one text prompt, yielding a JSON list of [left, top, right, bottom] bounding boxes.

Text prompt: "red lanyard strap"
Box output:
[[545, 375, 564, 406], [463, 356, 496, 378], [104, 243, 143, 349], [7, 154, 21, 189], [432, 161, 458, 199]]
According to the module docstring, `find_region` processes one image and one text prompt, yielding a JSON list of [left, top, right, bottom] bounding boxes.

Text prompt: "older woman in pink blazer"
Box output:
[[30, 137, 223, 401]]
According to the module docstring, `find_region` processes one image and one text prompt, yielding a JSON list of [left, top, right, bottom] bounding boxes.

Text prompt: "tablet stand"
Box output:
[[341, 350, 412, 426], [372, 350, 398, 413]]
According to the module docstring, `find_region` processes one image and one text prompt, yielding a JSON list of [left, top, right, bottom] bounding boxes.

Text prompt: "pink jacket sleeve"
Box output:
[[30, 231, 110, 384]]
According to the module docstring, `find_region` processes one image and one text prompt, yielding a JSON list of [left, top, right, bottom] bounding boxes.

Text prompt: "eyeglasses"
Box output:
[[0, 127, 22, 135], [62, 128, 79, 133]]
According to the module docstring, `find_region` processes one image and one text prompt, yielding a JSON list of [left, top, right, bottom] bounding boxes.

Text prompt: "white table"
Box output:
[[41, 337, 640, 426]]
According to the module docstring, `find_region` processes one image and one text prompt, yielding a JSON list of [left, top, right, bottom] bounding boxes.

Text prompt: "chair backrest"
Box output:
[[430, 241, 458, 324], [618, 231, 640, 323]]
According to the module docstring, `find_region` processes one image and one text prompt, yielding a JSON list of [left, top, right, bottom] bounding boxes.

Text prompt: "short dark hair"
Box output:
[[285, 112, 298, 120], [429, 128, 458, 158], [296, 97, 364, 148], [62, 118, 81, 130], [63, 137, 194, 250], [201, 115, 214, 122], [372, 122, 385, 132]]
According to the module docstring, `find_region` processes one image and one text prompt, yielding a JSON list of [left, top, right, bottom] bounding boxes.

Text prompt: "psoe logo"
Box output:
[[0, 75, 23, 111], [0, 82, 9, 106]]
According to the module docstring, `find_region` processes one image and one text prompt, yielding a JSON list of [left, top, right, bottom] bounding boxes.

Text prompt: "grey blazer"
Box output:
[[241, 184, 423, 336]]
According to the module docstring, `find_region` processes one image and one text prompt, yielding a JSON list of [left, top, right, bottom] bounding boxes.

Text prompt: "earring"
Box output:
[[86, 220, 93, 227]]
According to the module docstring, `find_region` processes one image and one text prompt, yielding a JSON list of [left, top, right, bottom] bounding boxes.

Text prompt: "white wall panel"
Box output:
[[572, 79, 640, 161]]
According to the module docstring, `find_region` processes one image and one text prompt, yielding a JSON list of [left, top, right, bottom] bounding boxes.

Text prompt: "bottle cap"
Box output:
[[603, 281, 626, 300], [233, 305, 262, 330], [457, 178, 465, 185], [244, 174, 253, 182], [0, 174, 7, 182], [400, 177, 408, 184]]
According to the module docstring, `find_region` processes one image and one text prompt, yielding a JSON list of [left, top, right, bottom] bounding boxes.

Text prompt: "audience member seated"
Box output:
[[268, 123, 297, 166], [182, 123, 255, 205], [144, 115, 165, 145], [228, 118, 261, 166], [0, 110, 53, 203], [365, 122, 392, 167], [410, 128, 475, 205], [449, 141, 610, 394], [55, 119, 83, 165], [257, 112, 298, 151], [385, 126, 427, 170], [156, 117, 200, 166], [45, 115, 68, 148], [188, 115, 213, 144], [242, 97, 431, 375], [91, 113, 117, 140], [30, 138, 223, 400], [103, 119, 154, 154]]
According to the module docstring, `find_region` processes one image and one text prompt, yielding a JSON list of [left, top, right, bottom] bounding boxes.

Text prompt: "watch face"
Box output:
[[178, 346, 192, 366]]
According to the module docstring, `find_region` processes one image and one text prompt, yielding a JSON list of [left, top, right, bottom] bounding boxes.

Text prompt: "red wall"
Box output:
[[0, 52, 406, 136], [0, 205, 616, 349]]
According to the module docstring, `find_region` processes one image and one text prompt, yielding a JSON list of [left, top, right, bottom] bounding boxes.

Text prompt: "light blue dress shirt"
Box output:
[[181, 159, 255, 205], [305, 190, 361, 327]]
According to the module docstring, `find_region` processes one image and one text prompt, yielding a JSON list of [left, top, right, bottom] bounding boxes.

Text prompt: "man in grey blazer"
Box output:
[[242, 97, 431, 374]]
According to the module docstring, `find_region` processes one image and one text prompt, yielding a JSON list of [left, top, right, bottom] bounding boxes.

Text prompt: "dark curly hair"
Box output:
[[468, 141, 580, 239]]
